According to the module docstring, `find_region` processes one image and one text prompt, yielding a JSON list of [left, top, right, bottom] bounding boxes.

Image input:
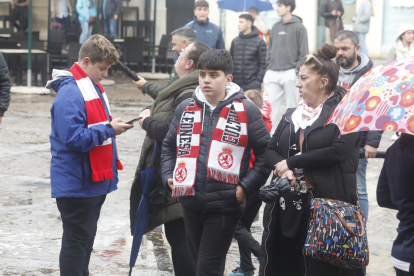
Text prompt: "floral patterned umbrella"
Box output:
[[327, 57, 414, 136]]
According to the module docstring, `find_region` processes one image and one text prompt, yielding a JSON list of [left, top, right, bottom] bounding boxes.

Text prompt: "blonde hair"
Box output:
[[245, 89, 263, 109], [79, 34, 119, 65]]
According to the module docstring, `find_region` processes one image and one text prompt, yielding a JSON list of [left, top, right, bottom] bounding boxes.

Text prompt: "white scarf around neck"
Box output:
[[292, 93, 333, 133]]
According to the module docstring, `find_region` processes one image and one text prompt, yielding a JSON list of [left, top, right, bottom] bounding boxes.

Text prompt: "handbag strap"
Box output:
[[334, 211, 365, 237]]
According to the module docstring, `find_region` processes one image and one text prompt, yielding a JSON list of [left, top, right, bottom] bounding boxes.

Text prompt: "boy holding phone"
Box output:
[[47, 34, 131, 274], [161, 49, 270, 275]]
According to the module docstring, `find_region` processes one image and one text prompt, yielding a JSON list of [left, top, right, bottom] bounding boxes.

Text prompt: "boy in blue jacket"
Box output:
[[47, 34, 131, 275]]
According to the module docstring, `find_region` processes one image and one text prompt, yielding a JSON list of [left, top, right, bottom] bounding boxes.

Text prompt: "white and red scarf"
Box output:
[[70, 62, 123, 182], [172, 99, 248, 197], [292, 92, 334, 132]]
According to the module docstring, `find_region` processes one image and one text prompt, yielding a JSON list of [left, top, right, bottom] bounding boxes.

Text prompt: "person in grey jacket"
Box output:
[[334, 30, 382, 223], [133, 27, 196, 99], [264, 0, 309, 133], [0, 52, 11, 125], [353, 0, 373, 57]]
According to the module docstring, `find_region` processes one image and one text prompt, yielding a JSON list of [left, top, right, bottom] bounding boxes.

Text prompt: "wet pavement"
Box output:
[[0, 73, 398, 275]]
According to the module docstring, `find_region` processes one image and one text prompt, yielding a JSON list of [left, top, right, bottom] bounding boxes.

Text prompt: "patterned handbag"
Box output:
[[303, 198, 369, 270]]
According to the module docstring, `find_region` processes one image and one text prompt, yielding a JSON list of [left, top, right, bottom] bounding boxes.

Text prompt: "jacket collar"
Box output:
[[153, 69, 199, 105], [239, 26, 259, 39], [193, 16, 210, 26], [193, 83, 245, 114]]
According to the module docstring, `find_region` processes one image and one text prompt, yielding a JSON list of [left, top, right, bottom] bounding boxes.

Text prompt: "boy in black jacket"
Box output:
[[161, 49, 270, 276]]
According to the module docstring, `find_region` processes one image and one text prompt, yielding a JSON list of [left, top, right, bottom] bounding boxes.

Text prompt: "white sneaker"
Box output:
[[391, 133, 399, 141]]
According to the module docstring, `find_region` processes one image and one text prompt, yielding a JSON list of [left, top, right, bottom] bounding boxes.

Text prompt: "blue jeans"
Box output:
[[356, 158, 369, 222], [357, 32, 368, 57], [79, 21, 92, 44], [102, 18, 119, 40]]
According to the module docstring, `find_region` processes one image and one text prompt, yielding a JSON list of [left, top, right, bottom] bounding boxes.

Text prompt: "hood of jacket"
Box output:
[[46, 69, 74, 91], [194, 82, 243, 112], [336, 53, 373, 87], [238, 26, 260, 39]]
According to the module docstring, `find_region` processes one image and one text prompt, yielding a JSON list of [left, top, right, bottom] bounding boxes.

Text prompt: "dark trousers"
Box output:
[[164, 218, 195, 276], [182, 205, 242, 276], [396, 268, 414, 276], [10, 7, 28, 31], [55, 16, 71, 44], [234, 198, 262, 272], [56, 195, 106, 276]]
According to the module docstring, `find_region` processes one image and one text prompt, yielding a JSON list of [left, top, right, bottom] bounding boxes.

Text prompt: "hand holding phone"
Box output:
[[125, 117, 142, 125]]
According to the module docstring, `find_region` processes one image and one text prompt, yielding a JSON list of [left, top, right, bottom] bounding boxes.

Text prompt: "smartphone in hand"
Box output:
[[125, 117, 142, 125]]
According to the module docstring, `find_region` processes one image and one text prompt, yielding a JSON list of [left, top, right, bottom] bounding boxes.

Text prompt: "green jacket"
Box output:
[[142, 67, 180, 100], [130, 69, 199, 234]]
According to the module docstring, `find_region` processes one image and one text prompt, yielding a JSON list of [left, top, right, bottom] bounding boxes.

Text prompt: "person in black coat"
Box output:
[[320, 0, 344, 43], [260, 44, 362, 276], [230, 14, 267, 92], [377, 133, 414, 276], [0, 52, 11, 125]]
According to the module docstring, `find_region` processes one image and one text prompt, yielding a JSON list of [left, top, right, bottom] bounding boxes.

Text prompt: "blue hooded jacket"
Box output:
[[49, 73, 118, 198], [185, 16, 225, 50]]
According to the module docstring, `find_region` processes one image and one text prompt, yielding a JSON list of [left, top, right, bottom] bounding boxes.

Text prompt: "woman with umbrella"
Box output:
[[261, 43, 362, 276], [129, 42, 211, 275]]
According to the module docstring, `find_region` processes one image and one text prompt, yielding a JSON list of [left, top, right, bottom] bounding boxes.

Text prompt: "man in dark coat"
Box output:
[[0, 51, 11, 125], [230, 14, 267, 92], [334, 30, 383, 222]]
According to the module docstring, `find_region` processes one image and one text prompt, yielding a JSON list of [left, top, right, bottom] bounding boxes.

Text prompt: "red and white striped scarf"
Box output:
[[70, 62, 123, 182], [172, 99, 248, 197]]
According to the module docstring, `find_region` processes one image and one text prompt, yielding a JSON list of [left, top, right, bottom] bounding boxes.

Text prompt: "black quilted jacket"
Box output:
[[161, 89, 271, 213], [230, 27, 267, 91], [0, 52, 11, 117]]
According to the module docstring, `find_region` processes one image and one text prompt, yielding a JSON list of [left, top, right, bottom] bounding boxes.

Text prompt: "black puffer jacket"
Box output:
[[161, 85, 271, 214], [260, 86, 362, 275], [230, 27, 267, 91], [0, 52, 11, 117]]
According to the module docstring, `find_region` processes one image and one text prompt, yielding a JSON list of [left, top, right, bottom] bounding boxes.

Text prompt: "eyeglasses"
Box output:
[[305, 54, 323, 67]]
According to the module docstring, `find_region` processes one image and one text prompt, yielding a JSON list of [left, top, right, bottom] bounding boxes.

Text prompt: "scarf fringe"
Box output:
[[207, 168, 239, 185], [172, 185, 195, 197], [92, 169, 114, 182]]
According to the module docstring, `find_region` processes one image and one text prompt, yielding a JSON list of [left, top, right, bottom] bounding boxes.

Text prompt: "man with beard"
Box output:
[[333, 30, 382, 223], [230, 14, 267, 92]]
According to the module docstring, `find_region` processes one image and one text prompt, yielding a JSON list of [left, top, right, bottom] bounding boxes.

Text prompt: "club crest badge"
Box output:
[[174, 161, 187, 183], [218, 147, 234, 169]]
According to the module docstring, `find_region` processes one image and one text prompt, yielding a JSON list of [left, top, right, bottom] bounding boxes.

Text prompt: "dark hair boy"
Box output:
[[161, 49, 270, 276]]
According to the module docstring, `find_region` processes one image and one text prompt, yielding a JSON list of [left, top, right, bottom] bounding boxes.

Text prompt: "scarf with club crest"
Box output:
[[172, 98, 248, 197]]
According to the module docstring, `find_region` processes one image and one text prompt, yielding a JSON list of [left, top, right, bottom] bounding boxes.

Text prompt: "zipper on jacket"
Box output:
[[202, 106, 212, 212], [285, 117, 292, 158]]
